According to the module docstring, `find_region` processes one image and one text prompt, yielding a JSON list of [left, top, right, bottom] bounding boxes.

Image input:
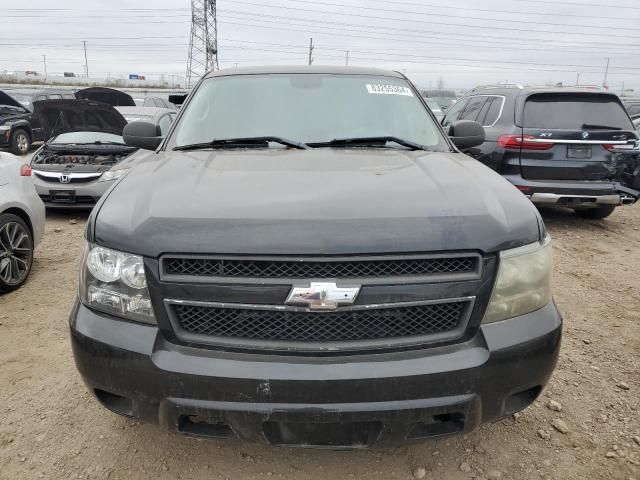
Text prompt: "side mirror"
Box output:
[[448, 120, 485, 149], [123, 121, 162, 150]]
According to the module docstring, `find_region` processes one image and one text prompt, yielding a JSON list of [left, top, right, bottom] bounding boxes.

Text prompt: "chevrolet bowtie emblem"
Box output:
[[285, 282, 360, 311]]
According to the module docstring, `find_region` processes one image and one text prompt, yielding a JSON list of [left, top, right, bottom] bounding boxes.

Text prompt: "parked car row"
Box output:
[[0, 87, 178, 155], [2, 66, 638, 449]]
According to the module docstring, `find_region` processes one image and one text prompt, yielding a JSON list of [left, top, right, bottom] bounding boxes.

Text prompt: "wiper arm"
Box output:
[[173, 136, 310, 151], [308, 136, 427, 151], [581, 123, 623, 130]]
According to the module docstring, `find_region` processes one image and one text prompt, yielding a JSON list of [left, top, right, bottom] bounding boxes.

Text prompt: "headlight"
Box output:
[[79, 244, 155, 324], [483, 236, 552, 324], [0, 125, 10, 131], [99, 168, 129, 182]]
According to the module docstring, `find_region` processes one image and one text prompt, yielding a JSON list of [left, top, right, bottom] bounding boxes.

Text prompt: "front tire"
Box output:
[[0, 214, 34, 293], [10, 129, 31, 156], [574, 205, 616, 219]]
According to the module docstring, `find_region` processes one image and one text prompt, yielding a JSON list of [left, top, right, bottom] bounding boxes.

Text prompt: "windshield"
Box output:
[[51, 131, 125, 144], [431, 96, 457, 110], [171, 74, 448, 150], [523, 94, 633, 130], [5, 93, 34, 111], [424, 98, 442, 112]]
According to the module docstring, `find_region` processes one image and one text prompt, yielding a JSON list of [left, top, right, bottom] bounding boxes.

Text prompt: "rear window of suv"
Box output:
[[522, 93, 632, 130]]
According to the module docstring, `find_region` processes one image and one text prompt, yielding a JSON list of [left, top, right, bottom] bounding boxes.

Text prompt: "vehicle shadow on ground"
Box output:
[[538, 206, 619, 231], [44, 209, 92, 222]]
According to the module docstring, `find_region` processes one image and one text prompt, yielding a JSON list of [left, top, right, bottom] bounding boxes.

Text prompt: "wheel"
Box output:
[[0, 214, 34, 293], [574, 205, 617, 219], [9, 129, 31, 156]]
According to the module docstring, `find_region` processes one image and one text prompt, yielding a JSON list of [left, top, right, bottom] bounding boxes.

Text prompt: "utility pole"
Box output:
[[83, 41, 89, 78], [576, 72, 580, 85], [603, 57, 610, 88], [42, 55, 47, 79], [308, 37, 314, 66], [345, 51, 349, 66]]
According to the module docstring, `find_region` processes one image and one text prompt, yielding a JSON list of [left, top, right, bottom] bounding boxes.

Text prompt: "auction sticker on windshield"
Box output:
[[366, 84, 413, 96]]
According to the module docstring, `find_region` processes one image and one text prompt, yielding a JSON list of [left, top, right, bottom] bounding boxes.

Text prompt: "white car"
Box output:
[[0, 152, 45, 292]]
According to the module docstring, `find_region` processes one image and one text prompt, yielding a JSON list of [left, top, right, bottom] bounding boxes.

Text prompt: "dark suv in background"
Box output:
[[0, 88, 76, 155], [443, 85, 640, 219]]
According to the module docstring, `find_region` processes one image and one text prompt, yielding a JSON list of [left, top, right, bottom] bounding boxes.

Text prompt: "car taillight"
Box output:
[[602, 144, 615, 152], [498, 135, 554, 150], [20, 164, 32, 176]]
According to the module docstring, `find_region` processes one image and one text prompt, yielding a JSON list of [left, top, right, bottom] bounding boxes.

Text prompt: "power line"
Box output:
[[6, 3, 640, 41], [221, 1, 640, 40], [5, 2, 639, 19], [330, 0, 640, 21], [5, 6, 636, 32], [511, 0, 640, 9], [262, 0, 640, 32], [215, 12, 640, 50]]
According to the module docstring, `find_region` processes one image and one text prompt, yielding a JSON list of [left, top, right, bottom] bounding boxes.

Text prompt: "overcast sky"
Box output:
[[2, 0, 640, 91]]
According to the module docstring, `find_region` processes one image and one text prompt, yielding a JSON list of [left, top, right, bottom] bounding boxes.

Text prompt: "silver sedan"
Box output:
[[0, 152, 45, 292]]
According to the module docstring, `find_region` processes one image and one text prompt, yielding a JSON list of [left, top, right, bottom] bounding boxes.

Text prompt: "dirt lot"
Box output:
[[1, 206, 639, 480]]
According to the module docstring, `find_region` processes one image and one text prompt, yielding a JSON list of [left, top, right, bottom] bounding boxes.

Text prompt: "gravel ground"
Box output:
[[0, 206, 639, 480]]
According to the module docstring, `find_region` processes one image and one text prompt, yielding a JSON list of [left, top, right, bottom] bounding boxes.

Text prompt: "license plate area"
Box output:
[[49, 190, 76, 203], [263, 421, 382, 448], [567, 145, 592, 159]]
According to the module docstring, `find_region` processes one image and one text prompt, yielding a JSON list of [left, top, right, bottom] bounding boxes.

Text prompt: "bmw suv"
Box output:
[[442, 85, 640, 219]]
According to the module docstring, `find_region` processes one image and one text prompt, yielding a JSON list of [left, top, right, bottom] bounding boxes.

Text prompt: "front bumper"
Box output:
[[0, 128, 10, 147], [70, 301, 562, 448], [32, 176, 113, 209], [503, 175, 639, 207]]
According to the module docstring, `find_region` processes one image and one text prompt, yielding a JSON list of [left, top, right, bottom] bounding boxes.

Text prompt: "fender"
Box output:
[[2, 119, 34, 143]]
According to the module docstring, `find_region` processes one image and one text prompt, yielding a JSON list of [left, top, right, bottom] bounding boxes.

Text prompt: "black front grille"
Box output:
[[163, 256, 477, 279], [174, 301, 466, 343], [39, 194, 96, 204]]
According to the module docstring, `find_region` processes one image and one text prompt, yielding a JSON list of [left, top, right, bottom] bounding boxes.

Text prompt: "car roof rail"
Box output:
[[469, 83, 524, 92], [525, 84, 608, 91], [574, 84, 608, 91]]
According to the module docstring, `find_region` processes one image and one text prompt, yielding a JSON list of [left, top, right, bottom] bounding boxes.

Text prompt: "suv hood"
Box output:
[[0, 91, 30, 120], [0, 91, 27, 110], [92, 149, 542, 257], [32, 99, 127, 139], [75, 87, 135, 107]]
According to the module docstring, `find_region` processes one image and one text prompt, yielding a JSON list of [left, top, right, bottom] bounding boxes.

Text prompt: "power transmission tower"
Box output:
[[186, 0, 219, 88]]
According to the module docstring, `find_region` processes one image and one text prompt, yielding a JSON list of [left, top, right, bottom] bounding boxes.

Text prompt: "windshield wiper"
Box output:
[[581, 123, 623, 130], [173, 136, 310, 151], [308, 136, 427, 151]]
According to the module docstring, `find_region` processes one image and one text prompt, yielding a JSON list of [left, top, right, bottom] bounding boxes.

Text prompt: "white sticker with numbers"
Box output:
[[366, 84, 413, 96]]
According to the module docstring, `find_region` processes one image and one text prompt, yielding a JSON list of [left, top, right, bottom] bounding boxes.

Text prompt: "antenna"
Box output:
[[186, 0, 219, 88]]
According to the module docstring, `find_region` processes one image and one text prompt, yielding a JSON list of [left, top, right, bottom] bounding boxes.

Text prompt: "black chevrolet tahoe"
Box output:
[[70, 66, 562, 448]]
